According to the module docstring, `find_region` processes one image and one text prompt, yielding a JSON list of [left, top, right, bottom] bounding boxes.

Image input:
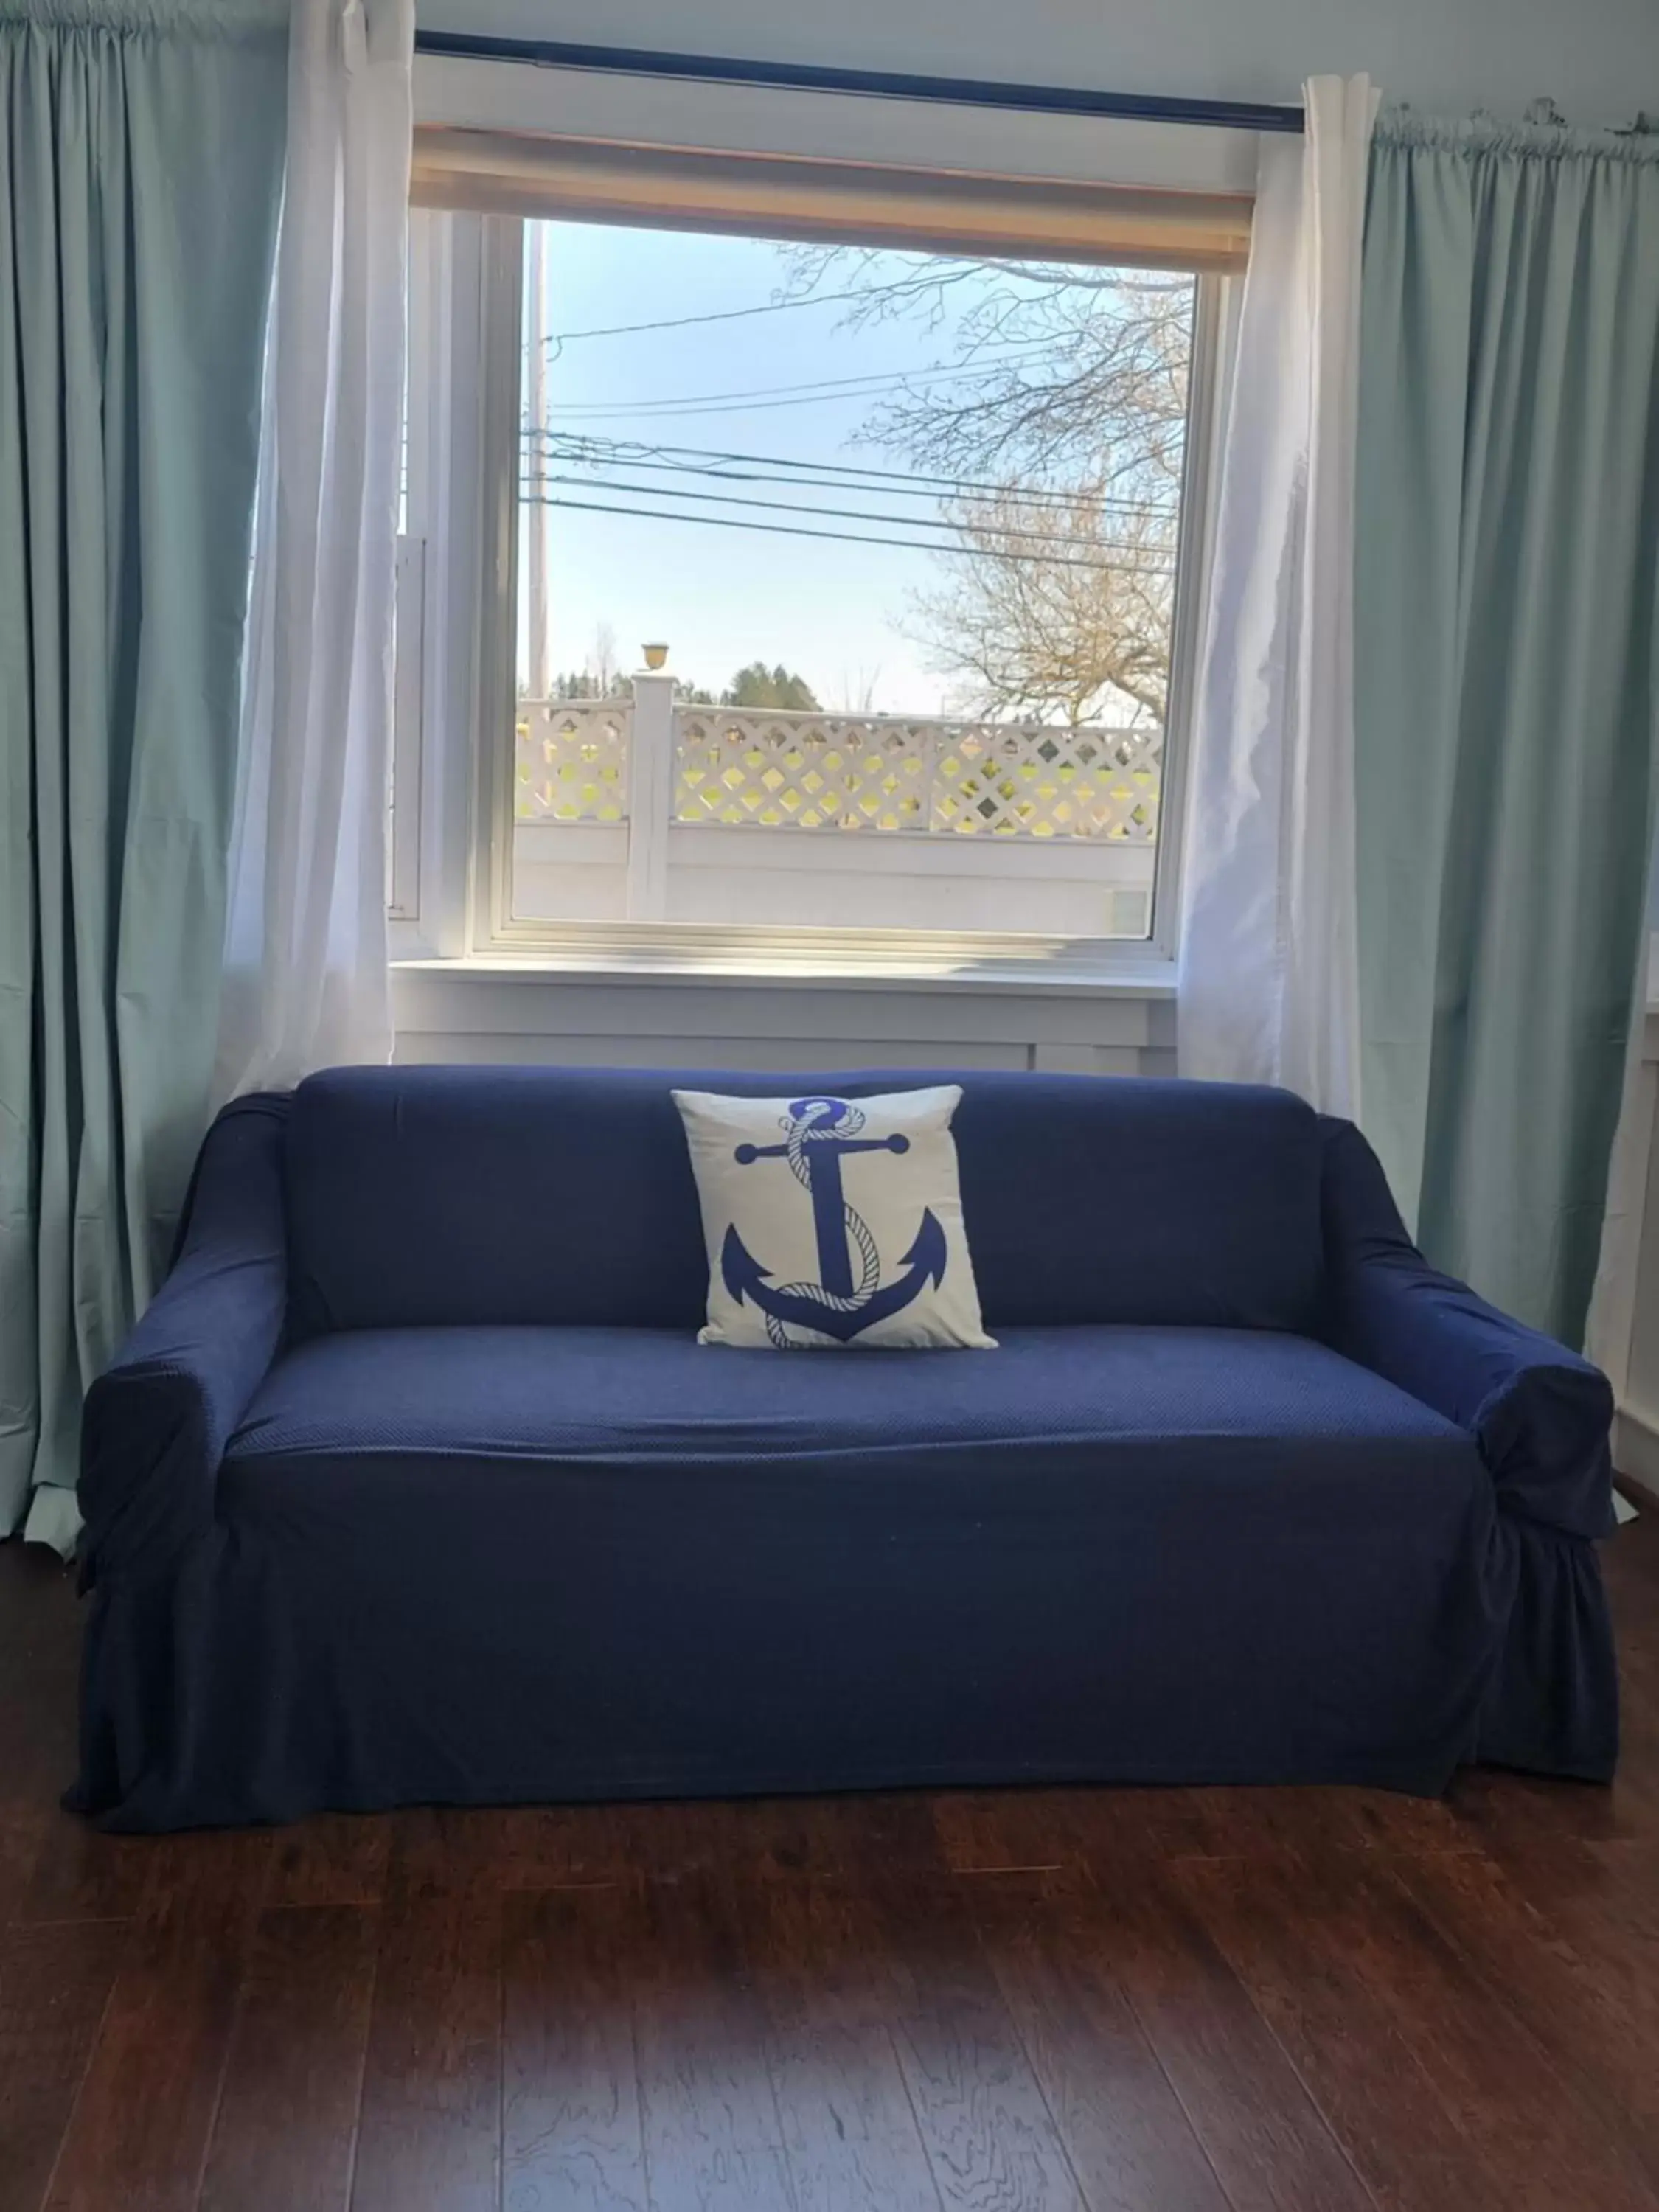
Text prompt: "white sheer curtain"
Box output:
[[1178, 75, 1379, 1116], [216, 0, 414, 1099]]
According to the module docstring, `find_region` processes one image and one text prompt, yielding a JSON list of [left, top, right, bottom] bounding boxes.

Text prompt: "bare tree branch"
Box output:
[[777, 246, 1194, 727], [907, 487, 1174, 726], [780, 246, 1192, 492]]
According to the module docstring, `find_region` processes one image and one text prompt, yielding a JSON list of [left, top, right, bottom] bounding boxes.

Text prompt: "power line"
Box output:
[[546, 386, 957, 422], [542, 273, 981, 347], [541, 341, 1065, 420], [538, 260, 1185, 349], [544, 453, 1180, 526], [521, 430, 1183, 515], [538, 261, 1097, 347], [517, 470, 1177, 563], [521, 491, 1169, 570]]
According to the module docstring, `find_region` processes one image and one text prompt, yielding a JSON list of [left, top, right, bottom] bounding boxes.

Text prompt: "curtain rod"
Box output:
[[411, 32, 1306, 136]]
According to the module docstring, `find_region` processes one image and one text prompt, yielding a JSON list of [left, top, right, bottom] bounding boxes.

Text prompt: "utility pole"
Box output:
[[526, 226, 551, 701]]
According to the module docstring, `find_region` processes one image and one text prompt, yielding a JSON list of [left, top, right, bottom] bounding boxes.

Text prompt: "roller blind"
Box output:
[[411, 125, 1252, 273]]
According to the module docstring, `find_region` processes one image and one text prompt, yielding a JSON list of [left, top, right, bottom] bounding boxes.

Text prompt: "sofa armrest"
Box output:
[[1318, 1117, 1615, 1540], [79, 1093, 291, 1585]]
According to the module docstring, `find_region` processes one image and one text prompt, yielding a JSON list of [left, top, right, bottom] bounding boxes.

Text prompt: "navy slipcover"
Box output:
[[284, 1063, 1326, 1335], [72, 1067, 1620, 1831]]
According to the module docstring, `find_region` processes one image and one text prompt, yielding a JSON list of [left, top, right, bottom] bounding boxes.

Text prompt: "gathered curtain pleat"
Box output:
[[1178, 74, 1379, 1114], [1355, 116, 1659, 1345], [213, 0, 413, 1100], [0, 0, 287, 1549]]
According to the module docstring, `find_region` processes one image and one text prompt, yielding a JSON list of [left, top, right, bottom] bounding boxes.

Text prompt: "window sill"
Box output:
[[390, 948, 1178, 1000]]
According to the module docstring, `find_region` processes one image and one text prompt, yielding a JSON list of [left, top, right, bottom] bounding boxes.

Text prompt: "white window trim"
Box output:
[[391, 207, 484, 964], [386, 533, 425, 922], [393, 112, 1239, 989]]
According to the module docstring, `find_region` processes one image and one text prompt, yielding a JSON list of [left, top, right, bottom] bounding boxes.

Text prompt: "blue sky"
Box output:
[[518, 220, 1020, 714]]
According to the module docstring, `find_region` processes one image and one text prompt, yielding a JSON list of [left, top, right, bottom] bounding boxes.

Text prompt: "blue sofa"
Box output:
[[72, 1065, 1619, 1832]]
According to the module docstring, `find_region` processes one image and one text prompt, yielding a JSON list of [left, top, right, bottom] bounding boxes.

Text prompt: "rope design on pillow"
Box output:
[[765, 1100, 880, 1347]]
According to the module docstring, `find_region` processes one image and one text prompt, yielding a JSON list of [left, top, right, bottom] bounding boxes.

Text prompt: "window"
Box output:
[[401, 117, 1237, 969]]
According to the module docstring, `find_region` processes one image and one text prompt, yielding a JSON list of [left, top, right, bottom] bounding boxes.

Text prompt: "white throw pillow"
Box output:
[[672, 1085, 997, 1350]]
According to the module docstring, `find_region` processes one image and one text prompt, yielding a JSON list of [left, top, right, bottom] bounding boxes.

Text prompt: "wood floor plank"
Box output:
[[370, 1792, 945, 1904], [931, 1784, 1468, 1882], [0, 1672, 75, 1812], [967, 1871, 1234, 2212], [1390, 1844, 1659, 2188], [0, 1919, 127, 2212], [663, 1792, 947, 1884], [198, 1904, 379, 2212], [1158, 1788, 1472, 1863], [631, 1873, 798, 2212], [931, 1791, 1096, 1875], [381, 1801, 665, 1896], [930, 1787, 1239, 1874], [1074, 1789, 1389, 1868], [349, 1863, 502, 2212], [266, 1818, 391, 1910], [490, 1792, 946, 1892], [41, 1831, 271, 2212], [17, 1815, 152, 1928], [1302, 1789, 1474, 1857], [1447, 1767, 1647, 1849], [501, 1883, 650, 2212], [1292, 1853, 1655, 2212], [872, 1880, 1089, 2212], [742, 1879, 942, 2212], [0, 1570, 79, 1937], [393, 1804, 600, 1892], [1083, 1857, 1377, 2212], [1604, 1524, 1659, 1673], [0, 1802, 49, 1934], [1173, 1853, 1500, 2212]]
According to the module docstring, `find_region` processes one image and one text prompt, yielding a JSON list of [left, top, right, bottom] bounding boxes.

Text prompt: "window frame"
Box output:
[[397, 177, 1234, 981]]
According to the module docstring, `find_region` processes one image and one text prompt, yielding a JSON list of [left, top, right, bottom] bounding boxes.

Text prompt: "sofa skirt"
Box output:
[[70, 1455, 1618, 1834]]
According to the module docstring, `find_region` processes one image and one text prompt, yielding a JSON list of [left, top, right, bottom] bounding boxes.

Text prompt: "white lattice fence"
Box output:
[[932, 723, 1163, 840], [672, 709, 1161, 841], [515, 699, 631, 821], [675, 711, 932, 832]]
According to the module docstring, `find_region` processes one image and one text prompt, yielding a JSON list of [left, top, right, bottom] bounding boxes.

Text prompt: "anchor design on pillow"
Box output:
[[720, 1096, 947, 1344]]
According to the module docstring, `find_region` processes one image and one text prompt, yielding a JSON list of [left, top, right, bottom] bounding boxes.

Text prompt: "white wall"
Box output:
[[392, 968, 1177, 1077], [420, 0, 1659, 127]]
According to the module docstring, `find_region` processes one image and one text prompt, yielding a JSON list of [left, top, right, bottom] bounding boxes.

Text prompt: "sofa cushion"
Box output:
[[216, 1324, 1489, 1806], [284, 1066, 1325, 1335], [225, 1321, 1470, 1484]]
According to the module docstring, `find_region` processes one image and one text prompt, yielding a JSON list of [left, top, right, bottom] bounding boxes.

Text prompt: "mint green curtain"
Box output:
[[0, 0, 286, 1548], [1355, 114, 1659, 1346]]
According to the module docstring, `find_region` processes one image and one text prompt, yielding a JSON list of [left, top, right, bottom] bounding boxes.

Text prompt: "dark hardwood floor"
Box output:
[[5, 1520, 1659, 2212]]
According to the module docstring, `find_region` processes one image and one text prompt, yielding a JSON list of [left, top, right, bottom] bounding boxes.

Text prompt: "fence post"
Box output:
[[919, 719, 941, 832], [626, 668, 675, 920]]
